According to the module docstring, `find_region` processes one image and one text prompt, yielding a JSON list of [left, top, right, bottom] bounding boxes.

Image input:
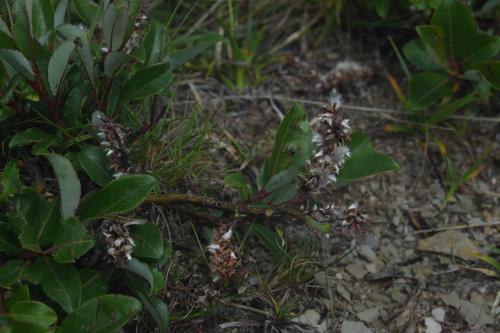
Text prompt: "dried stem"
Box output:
[[145, 194, 303, 221]]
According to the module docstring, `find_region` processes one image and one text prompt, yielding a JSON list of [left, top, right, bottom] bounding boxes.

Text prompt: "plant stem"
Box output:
[[145, 194, 303, 220]]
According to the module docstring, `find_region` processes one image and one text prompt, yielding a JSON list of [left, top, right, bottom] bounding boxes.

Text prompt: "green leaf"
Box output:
[[122, 258, 154, 296], [430, 0, 477, 62], [416, 25, 448, 66], [5, 284, 30, 311], [71, 0, 98, 24], [129, 224, 164, 260], [143, 21, 166, 65], [1, 160, 21, 199], [305, 216, 330, 234], [103, 51, 129, 77], [79, 269, 108, 303], [0, 260, 25, 288], [78, 146, 113, 187], [372, 0, 390, 18], [0, 223, 20, 256], [54, 0, 69, 28], [0, 49, 35, 80], [43, 153, 81, 219], [261, 103, 313, 186], [137, 294, 169, 333], [9, 128, 52, 148], [250, 224, 288, 259], [102, 3, 128, 51], [0, 31, 17, 49], [462, 33, 500, 65], [40, 258, 81, 314], [53, 218, 94, 263], [409, 72, 454, 109], [13, 190, 60, 252], [48, 40, 75, 95], [428, 94, 476, 125], [24, 257, 46, 284], [223, 173, 253, 201], [471, 60, 500, 90], [59, 294, 142, 333], [167, 33, 223, 69], [337, 132, 399, 186], [119, 64, 173, 102], [263, 169, 297, 205], [403, 39, 440, 71], [9, 301, 57, 328], [78, 175, 157, 221], [63, 85, 86, 127]]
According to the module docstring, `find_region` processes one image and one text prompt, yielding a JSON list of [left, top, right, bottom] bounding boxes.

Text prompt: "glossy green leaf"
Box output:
[[409, 72, 453, 109], [0, 31, 17, 49], [250, 224, 288, 259], [43, 153, 81, 219], [143, 21, 166, 65], [103, 51, 129, 77], [428, 94, 476, 125], [261, 103, 313, 186], [403, 39, 440, 71], [14, 190, 60, 252], [129, 224, 164, 260], [122, 258, 154, 296], [54, 0, 69, 28], [416, 25, 448, 66], [59, 294, 142, 333], [0, 260, 25, 288], [40, 258, 81, 314], [263, 169, 297, 205], [78, 175, 157, 220], [9, 301, 57, 328], [1, 160, 21, 199], [78, 146, 113, 187], [224, 173, 253, 201], [23, 257, 46, 284], [0, 49, 35, 80], [79, 269, 109, 303], [48, 40, 75, 95], [137, 294, 169, 333], [102, 3, 128, 51], [53, 218, 94, 263], [71, 0, 98, 24], [372, 0, 390, 17], [119, 64, 173, 102], [9, 128, 52, 148], [430, 0, 476, 62], [471, 60, 500, 90], [5, 284, 30, 311], [337, 132, 399, 186], [63, 85, 87, 127]]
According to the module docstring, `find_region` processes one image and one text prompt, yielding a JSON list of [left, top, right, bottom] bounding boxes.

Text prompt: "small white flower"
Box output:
[[341, 119, 350, 129], [112, 172, 126, 178], [348, 202, 358, 210], [222, 228, 233, 241], [230, 252, 237, 260], [106, 149, 114, 156], [328, 90, 343, 109], [207, 244, 220, 253], [101, 47, 109, 53]]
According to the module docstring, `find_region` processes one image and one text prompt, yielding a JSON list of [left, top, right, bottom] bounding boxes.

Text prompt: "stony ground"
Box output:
[[164, 39, 500, 332]]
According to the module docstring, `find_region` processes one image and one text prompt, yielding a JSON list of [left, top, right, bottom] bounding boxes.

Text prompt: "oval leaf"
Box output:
[[409, 72, 454, 109], [9, 301, 57, 328], [40, 258, 82, 314], [48, 40, 75, 95], [53, 218, 95, 263], [78, 146, 113, 187], [79, 175, 156, 220], [43, 154, 81, 219], [59, 294, 142, 333], [129, 224, 164, 260]]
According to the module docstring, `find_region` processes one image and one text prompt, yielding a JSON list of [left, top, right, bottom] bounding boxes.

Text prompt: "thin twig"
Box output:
[[413, 221, 500, 234], [145, 193, 303, 220], [174, 94, 500, 123]]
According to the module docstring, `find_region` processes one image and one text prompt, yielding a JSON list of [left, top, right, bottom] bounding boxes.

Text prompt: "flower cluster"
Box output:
[[93, 113, 133, 178], [125, 1, 149, 52], [305, 91, 352, 191], [309, 202, 368, 235], [100, 221, 135, 263], [207, 224, 241, 282]]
